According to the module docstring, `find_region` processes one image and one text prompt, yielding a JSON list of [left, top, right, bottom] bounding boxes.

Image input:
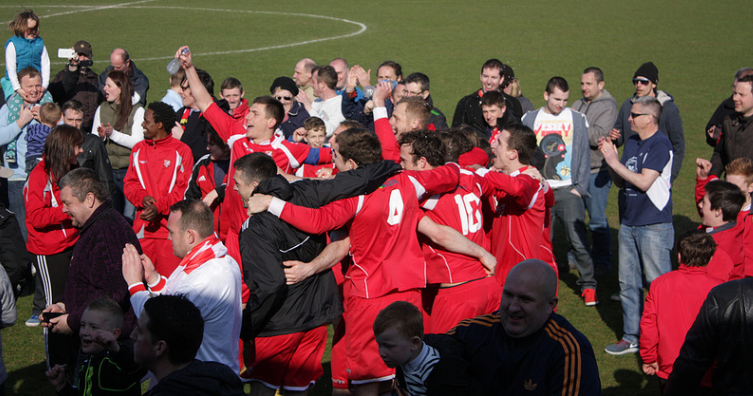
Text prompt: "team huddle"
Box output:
[[2, 8, 753, 396]]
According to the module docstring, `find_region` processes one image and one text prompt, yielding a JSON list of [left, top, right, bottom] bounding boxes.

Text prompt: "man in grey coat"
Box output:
[[572, 67, 618, 277], [522, 76, 598, 306]]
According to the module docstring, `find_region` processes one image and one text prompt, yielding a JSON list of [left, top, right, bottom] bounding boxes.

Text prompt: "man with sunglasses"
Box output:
[[600, 96, 674, 356], [609, 62, 684, 182]]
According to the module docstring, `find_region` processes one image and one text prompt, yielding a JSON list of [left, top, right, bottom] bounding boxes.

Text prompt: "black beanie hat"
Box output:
[[270, 76, 299, 97], [634, 62, 659, 84]]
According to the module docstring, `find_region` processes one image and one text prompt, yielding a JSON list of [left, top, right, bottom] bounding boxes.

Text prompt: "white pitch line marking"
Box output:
[[1, 4, 367, 67]]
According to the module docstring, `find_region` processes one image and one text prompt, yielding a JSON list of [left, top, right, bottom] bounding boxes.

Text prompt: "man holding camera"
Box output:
[[48, 41, 100, 133]]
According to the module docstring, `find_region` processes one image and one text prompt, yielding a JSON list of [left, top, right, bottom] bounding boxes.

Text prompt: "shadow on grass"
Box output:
[[8, 361, 50, 396], [602, 368, 660, 396]]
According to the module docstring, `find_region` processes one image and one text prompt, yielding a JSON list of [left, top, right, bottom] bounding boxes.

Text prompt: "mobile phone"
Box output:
[[58, 48, 75, 59], [41, 312, 64, 323], [79, 60, 93, 67]]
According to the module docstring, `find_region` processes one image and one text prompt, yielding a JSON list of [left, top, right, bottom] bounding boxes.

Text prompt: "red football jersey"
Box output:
[[271, 164, 460, 299], [420, 169, 490, 284], [477, 166, 546, 285], [222, 134, 312, 239]]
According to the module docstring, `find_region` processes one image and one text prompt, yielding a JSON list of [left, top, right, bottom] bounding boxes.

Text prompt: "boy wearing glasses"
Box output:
[[609, 62, 685, 182]]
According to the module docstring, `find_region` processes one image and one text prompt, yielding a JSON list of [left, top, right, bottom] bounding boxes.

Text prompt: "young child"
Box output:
[[24, 102, 60, 173], [293, 117, 336, 179], [4, 9, 50, 163], [373, 301, 469, 396], [45, 297, 145, 396], [639, 230, 722, 394], [3, 9, 49, 100], [697, 179, 746, 281]]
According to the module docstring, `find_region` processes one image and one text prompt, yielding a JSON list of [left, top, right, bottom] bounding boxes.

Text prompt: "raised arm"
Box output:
[[175, 46, 214, 112]]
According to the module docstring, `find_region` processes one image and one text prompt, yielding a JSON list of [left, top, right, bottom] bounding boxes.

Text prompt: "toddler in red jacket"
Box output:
[[639, 230, 722, 392]]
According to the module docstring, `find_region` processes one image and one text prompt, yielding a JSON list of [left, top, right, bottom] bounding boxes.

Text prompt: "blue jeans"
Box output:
[[552, 188, 596, 290], [112, 169, 135, 221], [618, 222, 674, 344], [8, 180, 26, 241], [584, 171, 612, 270]]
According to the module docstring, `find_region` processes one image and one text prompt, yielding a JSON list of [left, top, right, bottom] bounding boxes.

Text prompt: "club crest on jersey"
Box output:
[[164, 159, 171, 168]]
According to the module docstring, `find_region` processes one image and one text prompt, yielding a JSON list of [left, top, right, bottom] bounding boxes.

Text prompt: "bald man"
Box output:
[[98, 48, 150, 105], [448, 259, 601, 396]]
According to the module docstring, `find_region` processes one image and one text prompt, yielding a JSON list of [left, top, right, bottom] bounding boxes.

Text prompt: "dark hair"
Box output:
[[62, 99, 84, 113], [143, 295, 204, 365], [17, 67, 41, 83], [677, 230, 716, 267], [170, 200, 215, 239], [438, 132, 459, 163], [545, 77, 569, 94], [85, 296, 124, 330], [314, 66, 338, 90], [147, 102, 176, 133], [373, 301, 423, 341], [59, 167, 109, 202], [336, 128, 382, 166], [221, 77, 243, 93], [44, 125, 84, 184], [583, 67, 605, 83], [441, 130, 471, 162], [8, 9, 39, 37], [396, 97, 431, 130], [252, 96, 284, 129], [106, 70, 134, 131], [704, 180, 746, 222], [206, 125, 229, 158], [481, 90, 507, 108], [481, 59, 504, 74], [445, 128, 474, 155], [404, 72, 430, 92], [181, 68, 214, 97], [234, 152, 277, 184], [737, 75, 753, 94], [398, 130, 446, 168], [503, 123, 537, 165], [378, 61, 403, 80]]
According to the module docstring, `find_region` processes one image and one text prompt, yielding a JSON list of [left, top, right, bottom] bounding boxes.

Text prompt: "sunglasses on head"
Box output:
[[633, 78, 651, 86]]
